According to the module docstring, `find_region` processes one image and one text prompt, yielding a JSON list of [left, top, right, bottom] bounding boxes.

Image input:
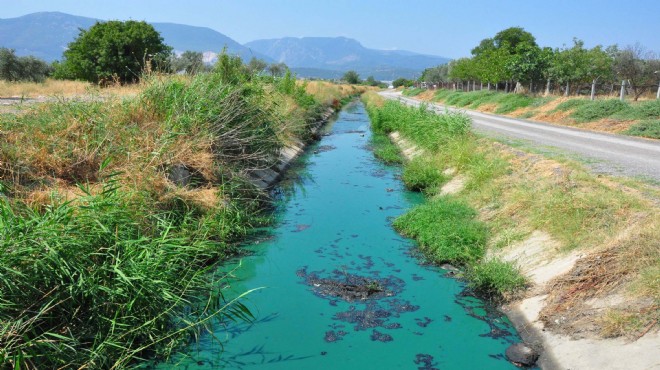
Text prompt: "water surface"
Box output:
[[164, 102, 521, 369]]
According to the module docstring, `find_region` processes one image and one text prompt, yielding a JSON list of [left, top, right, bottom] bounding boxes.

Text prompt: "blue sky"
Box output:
[[2, 0, 659, 58]]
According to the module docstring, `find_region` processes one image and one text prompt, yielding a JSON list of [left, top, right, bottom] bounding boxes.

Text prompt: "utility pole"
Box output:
[[655, 71, 659, 99], [619, 80, 626, 101]]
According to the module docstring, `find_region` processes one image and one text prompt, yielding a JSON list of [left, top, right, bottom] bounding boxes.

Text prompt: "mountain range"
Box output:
[[0, 12, 450, 80]]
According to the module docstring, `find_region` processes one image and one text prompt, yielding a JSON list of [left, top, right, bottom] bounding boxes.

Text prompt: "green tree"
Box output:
[[0, 48, 51, 82], [171, 51, 206, 75], [247, 57, 268, 75], [342, 70, 360, 84], [55, 20, 171, 83], [267, 62, 287, 77], [613, 44, 660, 101], [392, 77, 414, 88]]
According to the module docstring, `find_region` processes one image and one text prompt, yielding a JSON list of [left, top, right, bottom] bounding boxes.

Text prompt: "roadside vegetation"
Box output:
[[0, 44, 365, 368], [403, 88, 660, 139], [363, 92, 659, 338]]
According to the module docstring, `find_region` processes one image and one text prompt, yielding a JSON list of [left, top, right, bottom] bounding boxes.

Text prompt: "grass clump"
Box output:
[[0, 57, 342, 368], [553, 98, 590, 112], [402, 156, 447, 192], [402, 87, 424, 97], [624, 120, 660, 139], [493, 93, 534, 114], [0, 180, 257, 369], [571, 99, 629, 122], [393, 197, 488, 266], [370, 132, 403, 164], [466, 259, 527, 297]]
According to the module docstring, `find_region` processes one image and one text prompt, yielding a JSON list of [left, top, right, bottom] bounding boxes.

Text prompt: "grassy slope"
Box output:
[[406, 88, 660, 139], [363, 92, 659, 338], [0, 67, 363, 368]]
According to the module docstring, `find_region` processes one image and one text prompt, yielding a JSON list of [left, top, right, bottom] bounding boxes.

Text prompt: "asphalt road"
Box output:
[[379, 90, 660, 182]]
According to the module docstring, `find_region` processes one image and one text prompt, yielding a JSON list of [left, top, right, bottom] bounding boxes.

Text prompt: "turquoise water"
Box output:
[[162, 102, 521, 369]]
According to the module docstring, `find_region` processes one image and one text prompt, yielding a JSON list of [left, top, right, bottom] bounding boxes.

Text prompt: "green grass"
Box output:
[[432, 89, 543, 114], [493, 93, 534, 114], [571, 99, 629, 122], [370, 132, 403, 164], [402, 87, 424, 97], [393, 197, 488, 266], [402, 156, 447, 192], [0, 179, 258, 369], [466, 259, 527, 296], [624, 120, 660, 139], [553, 99, 590, 112], [0, 64, 332, 368]]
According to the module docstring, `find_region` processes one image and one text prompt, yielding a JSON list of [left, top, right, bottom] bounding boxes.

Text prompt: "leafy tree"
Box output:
[[392, 77, 414, 88], [493, 27, 537, 51], [170, 51, 206, 75], [613, 44, 660, 100], [342, 70, 360, 84], [420, 64, 449, 85], [267, 62, 287, 77], [505, 42, 544, 90], [55, 20, 171, 83], [247, 57, 268, 75], [0, 48, 51, 82]]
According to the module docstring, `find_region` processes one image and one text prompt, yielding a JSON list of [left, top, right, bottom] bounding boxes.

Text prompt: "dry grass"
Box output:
[[0, 78, 143, 98], [303, 81, 373, 105]]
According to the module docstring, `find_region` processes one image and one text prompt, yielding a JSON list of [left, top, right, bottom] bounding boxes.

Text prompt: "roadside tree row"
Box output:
[[419, 27, 660, 100]]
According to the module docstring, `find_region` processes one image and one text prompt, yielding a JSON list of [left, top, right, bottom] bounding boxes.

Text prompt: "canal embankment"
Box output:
[[362, 91, 659, 369], [0, 63, 364, 369]]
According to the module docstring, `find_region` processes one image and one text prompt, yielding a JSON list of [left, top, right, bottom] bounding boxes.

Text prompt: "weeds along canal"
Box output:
[[157, 102, 525, 369]]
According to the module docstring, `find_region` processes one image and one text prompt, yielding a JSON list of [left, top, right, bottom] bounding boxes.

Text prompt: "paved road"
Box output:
[[379, 90, 660, 182]]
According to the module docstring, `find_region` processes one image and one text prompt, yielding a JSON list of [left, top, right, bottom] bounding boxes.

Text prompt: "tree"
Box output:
[[267, 62, 287, 77], [0, 48, 51, 82], [170, 51, 206, 75], [493, 27, 537, 51], [392, 78, 413, 88], [247, 57, 268, 75], [56, 20, 171, 83], [342, 70, 360, 84], [613, 44, 660, 101]]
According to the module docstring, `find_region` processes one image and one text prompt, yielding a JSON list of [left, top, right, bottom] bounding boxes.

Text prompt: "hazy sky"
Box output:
[[2, 0, 659, 58]]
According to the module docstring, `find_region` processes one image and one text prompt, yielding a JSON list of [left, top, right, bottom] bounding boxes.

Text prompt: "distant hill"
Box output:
[[0, 12, 450, 79], [0, 12, 269, 62], [246, 37, 450, 80]]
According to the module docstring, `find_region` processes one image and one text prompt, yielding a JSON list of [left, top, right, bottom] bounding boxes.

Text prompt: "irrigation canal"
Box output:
[[159, 102, 525, 369]]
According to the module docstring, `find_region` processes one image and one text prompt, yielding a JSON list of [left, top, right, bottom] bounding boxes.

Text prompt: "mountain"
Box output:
[[245, 37, 450, 80], [0, 12, 269, 62]]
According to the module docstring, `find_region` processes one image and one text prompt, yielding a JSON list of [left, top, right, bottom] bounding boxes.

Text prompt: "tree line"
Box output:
[[0, 20, 302, 85], [419, 27, 660, 101]]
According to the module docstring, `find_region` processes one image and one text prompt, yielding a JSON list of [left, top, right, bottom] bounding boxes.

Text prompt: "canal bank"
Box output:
[[366, 93, 660, 370], [158, 102, 525, 369]]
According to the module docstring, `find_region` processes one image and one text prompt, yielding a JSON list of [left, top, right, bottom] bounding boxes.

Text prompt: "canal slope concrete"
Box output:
[[386, 129, 660, 370], [247, 107, 336, 189]]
